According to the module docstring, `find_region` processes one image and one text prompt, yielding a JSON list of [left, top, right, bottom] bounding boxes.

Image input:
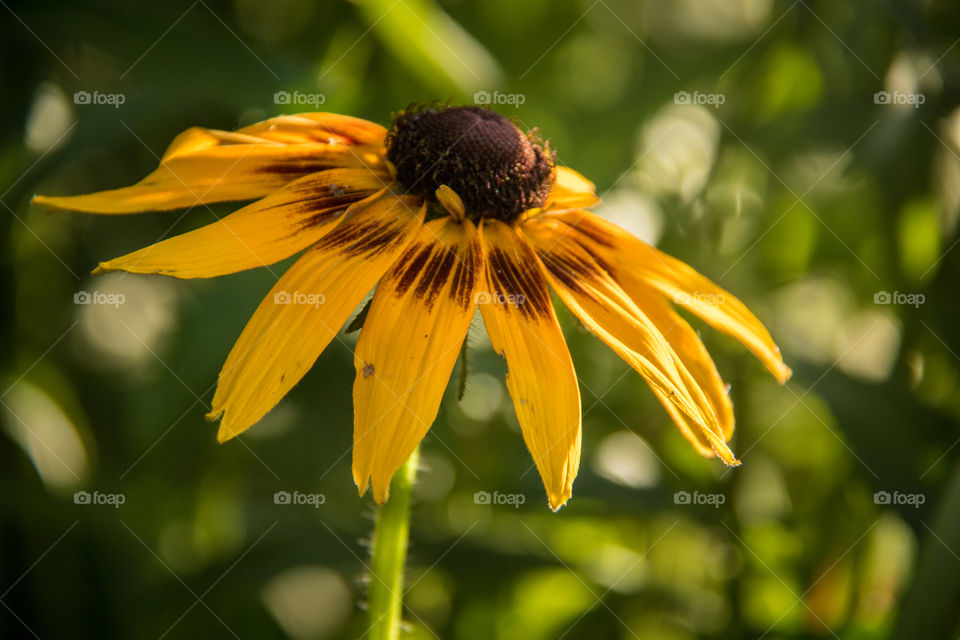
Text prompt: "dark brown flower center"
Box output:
[[385, 105, 555, 223]]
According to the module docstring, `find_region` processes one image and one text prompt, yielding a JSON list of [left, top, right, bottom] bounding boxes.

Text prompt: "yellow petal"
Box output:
[[543, 166, 600, 210], [435, 185, 465, 221], [627, 285, 735, 442], [94, 170, 386, 279], [159, 127, 270, 161], [33, 127, 387, 215], [478, 219, 581, 510], [209, 192, 425, 441], [238, 113, 388, 147], [522, 217, 738, 466], [353, 217, 482, 503], [549, 209, 791, 384], [611, 286, 733, 458]]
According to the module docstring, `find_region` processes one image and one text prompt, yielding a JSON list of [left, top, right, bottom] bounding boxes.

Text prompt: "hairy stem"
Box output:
[[366, 447, 418, 640]]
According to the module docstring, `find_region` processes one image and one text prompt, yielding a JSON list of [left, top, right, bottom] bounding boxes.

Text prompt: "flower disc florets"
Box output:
[[386, 105, 555, 222]]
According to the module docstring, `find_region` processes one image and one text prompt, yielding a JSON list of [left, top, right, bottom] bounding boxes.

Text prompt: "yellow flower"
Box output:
[[34, 105, 790, 510]]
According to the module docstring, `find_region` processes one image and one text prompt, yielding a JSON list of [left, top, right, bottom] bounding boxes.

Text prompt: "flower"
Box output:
[[34, 105, 790, 510]]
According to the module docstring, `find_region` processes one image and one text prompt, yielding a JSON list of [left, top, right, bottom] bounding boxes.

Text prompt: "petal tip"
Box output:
[[31, 194, 63, 211], [776, 363, 793, 385], [709, 438, 740, 467], [546, 488, 572, 512], [353, 467, 370, 498], [372, 482, 390, 505], [719, 453, 741, 467]]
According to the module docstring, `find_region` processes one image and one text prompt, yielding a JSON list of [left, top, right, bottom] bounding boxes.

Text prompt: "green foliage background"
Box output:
[[3, 1, 960, 638]]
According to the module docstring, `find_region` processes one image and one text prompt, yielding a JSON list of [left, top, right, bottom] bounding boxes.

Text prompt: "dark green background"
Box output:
[[3, 0, 960, 638]]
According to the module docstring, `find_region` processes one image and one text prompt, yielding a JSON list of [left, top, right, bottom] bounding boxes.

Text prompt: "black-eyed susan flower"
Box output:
[[35, 105, 790, 510]]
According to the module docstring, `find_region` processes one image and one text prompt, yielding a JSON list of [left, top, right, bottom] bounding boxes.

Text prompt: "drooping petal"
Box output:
[[238, 113, 388, 147], [542, 166, 600, 210], [33, 126, 388, 214], [548, 209, 792, 383], [478, 219, 581, 510], [208, 192, 425, 441], [352, 217, 482, 503], [522, 216, 738, 465], [620, 283, 735, 448], [94, 170, 386, 278]]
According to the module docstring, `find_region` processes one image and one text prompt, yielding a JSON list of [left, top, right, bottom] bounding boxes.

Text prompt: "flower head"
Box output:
[[35, 105, 790, 510]]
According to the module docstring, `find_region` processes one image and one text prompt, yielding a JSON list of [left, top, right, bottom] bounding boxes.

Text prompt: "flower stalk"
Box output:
[[367, 446, 418, 640]]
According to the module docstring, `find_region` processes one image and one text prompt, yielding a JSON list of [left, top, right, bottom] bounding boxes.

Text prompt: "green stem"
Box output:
[[367, 446, 418, 640]]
